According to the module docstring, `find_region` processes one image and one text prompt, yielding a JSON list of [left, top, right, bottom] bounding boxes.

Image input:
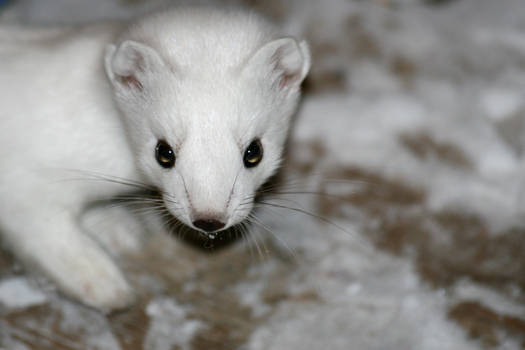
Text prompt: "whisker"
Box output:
[[252, 224, 270, 259], [246, 223, 263, 260], [246, 213, 299, 263], [254, 174, 369, 197], [254, 200, 358, 241], [261, 190, 357, 199], [94, 202, 178, 220], [112, 197, 166, 205], [239, 222, 255, 260], [170, 221, 187, 240], [54, 169, 180, 203], [56, 169, 156, 191]]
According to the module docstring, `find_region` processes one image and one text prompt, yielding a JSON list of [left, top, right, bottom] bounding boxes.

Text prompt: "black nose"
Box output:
[[193, 219, 226, 232]]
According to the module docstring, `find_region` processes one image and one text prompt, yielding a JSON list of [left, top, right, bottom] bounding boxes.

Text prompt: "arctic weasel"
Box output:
[[0, 8, 310, 311]]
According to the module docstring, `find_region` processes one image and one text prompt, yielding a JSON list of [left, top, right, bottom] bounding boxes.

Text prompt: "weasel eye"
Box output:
[[243, 139, 263, 168], [155, 140, 175, 168]]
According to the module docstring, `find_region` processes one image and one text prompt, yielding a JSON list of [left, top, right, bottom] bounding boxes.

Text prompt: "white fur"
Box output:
[[0, 8, 310, 311]]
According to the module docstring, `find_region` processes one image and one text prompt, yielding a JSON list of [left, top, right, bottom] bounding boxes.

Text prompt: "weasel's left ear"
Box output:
[[245, 37, 311, 90], [105, 40, 165, 91]]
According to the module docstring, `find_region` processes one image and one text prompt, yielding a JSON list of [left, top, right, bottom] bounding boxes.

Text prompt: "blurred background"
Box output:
[[1, 0, 525, 349]]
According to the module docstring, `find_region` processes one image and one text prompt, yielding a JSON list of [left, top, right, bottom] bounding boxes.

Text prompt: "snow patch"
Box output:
[[0, 277, 47, 309], [144, 297, 205, 350]]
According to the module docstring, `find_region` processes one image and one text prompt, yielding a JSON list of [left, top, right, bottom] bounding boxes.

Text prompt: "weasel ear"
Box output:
[[245, 37, 311, 90], [105, 40, 164, 91]]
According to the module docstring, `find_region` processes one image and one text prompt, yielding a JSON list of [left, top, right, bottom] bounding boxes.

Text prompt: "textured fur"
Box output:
[[0, 8, 310, 311]]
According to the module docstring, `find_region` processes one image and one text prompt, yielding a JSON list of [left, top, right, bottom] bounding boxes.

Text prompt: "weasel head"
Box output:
[[105, 15, 310, 234]]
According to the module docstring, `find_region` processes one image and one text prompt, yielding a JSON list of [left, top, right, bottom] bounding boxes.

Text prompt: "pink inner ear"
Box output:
[[273, 48, 299, 90], [279, 72, 296, 89], [118, 75, 143, 90]]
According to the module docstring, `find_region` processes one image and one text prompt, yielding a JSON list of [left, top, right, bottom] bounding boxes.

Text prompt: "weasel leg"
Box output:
[[0, 205, 135, 312]]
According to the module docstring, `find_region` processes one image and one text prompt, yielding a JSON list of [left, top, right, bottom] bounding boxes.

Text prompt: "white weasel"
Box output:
[[0, 8, 310, 311]]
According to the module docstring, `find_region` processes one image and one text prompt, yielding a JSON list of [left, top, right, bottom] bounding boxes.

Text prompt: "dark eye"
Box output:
[[155, 140, 175, 168], [243, 139, 263, 168]]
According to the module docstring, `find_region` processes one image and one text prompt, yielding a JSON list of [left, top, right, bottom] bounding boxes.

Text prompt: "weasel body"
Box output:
[[0, 8, 310, 311]]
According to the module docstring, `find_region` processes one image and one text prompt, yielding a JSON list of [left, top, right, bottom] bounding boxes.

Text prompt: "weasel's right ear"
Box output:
[[105, 40, 164, 92], [244, 37, 311, 91]]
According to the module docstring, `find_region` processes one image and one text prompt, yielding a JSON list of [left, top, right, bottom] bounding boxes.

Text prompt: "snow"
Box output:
[[144, 297, 205, 350], [452, 280, 525, 319], [482, 88, 524, 122], [244, 219, 478, 349], [2, 0, 525, 349], [0, 277, 47, 310]]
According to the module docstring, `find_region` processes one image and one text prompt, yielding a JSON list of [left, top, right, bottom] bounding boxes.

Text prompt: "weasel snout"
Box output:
[[192, 217, 226, 232]]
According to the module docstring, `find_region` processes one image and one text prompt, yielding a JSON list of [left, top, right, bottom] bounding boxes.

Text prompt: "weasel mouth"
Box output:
[[165, 215, 249, 251]]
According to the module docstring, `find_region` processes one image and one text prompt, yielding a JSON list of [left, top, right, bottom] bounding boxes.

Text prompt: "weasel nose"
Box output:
[[193, 218, 226, 232]]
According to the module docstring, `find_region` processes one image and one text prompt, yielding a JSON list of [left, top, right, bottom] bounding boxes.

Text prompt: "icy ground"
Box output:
[[1, 0, 525, 349]]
